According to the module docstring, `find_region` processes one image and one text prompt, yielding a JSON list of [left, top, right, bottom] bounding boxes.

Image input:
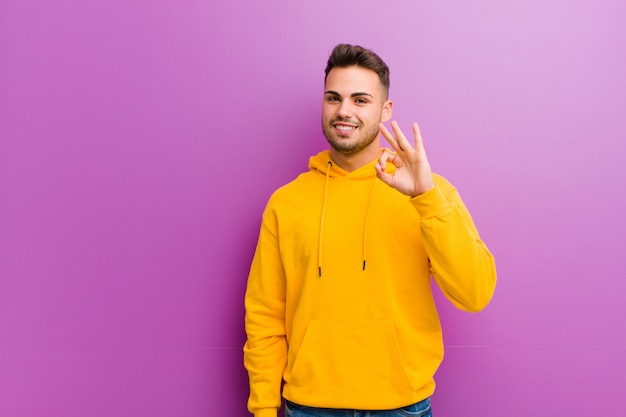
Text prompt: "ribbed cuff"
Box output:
[[409, 184, 450, 220], [254, 408, 278, 417]]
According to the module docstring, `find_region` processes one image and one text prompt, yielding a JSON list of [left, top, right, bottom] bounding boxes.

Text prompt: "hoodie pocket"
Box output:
[[289, 319, 414, 398]]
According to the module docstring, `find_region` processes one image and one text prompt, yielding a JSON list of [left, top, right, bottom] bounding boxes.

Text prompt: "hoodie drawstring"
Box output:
[[318, 160, 378, 276], [318, 161, 332, 277], [362, 179, 377, 271]]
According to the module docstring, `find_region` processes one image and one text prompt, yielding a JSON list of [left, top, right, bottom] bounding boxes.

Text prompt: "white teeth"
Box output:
[[336, 125, 356, 131]]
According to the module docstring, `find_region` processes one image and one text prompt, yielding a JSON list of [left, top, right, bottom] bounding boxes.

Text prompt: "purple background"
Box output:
[[1, 1, 625, 416]]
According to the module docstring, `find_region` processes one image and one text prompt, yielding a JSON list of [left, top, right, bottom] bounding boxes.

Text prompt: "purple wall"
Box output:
[[1, 1, 625, 416]]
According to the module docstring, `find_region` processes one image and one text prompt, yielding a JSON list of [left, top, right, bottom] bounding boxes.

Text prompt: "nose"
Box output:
[[337, 100, 353, 118]]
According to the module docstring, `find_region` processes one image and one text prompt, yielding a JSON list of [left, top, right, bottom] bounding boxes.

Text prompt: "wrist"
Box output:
[[411, 182, 435, 198]]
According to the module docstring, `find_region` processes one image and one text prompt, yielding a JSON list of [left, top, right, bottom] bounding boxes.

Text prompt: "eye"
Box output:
[[355, 97, 368, 104], [326, 95, 340, 102]]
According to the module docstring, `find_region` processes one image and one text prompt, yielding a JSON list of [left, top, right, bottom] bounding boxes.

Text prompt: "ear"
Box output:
[[381, 99, 393, 122]]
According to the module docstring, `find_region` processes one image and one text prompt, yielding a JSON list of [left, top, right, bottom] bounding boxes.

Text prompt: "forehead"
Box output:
[[324, 66, 384, 97]]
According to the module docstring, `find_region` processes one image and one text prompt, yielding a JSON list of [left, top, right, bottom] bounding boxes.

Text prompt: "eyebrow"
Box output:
[[324, 90, 374, 98]]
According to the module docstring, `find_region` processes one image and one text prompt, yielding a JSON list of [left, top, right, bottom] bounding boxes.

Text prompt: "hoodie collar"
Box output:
[[308, 150, 394, 180]]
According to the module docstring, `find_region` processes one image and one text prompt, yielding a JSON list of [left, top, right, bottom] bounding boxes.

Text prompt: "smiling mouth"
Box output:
[[335, 125, 356, 132], [333, 121, 358, 133]]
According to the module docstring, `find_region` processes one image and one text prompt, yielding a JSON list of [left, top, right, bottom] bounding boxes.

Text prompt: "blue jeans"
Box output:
[[284, 398, 431, 417]]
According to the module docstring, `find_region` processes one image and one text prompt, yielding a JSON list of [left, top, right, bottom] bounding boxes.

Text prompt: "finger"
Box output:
[[374, 152, 393, 185], [377, 149, 390, 171], [390, 121, 415, 153], [375, 165, 393, 186], [411, 122, 429, 161], [380, 121, 411, 155], [378, 122, 400, 153], [378, 149, 400, 171]]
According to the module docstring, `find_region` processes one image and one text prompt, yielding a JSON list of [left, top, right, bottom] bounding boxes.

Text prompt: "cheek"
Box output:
[[321, 107, 334, 122], [363, 110, 382, 123]]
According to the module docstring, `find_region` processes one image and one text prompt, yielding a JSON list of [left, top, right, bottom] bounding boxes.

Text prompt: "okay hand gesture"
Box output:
[[374, 121, 435, 197]]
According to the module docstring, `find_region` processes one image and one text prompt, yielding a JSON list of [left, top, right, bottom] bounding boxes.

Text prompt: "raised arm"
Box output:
[[376, 120, 496, 311]]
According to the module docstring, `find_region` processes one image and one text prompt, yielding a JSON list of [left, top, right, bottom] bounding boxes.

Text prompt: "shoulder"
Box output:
[[432, 172, 457, 197], [266, 171, 320, 208]]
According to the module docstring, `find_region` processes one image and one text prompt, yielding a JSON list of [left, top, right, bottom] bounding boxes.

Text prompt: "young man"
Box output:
[[244, 44, 496, 417]]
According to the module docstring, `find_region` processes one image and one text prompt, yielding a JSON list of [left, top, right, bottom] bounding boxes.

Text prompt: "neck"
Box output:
[[329, 142, 382, 172]]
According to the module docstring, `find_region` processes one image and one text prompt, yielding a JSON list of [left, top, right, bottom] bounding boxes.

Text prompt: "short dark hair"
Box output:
[[324, 44, 390, 97]]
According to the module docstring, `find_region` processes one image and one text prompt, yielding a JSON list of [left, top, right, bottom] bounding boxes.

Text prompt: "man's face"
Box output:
[[322, 66, 392, 156]]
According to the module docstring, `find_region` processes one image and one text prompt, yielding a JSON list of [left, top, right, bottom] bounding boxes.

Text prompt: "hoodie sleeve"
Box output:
[[243, 203, 287, 417], [410, 175, 496, 312]]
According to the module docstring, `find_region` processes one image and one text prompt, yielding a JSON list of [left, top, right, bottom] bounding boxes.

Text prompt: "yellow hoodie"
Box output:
[[244, 150, 496, 417]]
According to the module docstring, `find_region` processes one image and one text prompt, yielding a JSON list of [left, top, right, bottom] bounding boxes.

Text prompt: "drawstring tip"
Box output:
[[318, 267, 322, 277], [362, 260, 366, 271]]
